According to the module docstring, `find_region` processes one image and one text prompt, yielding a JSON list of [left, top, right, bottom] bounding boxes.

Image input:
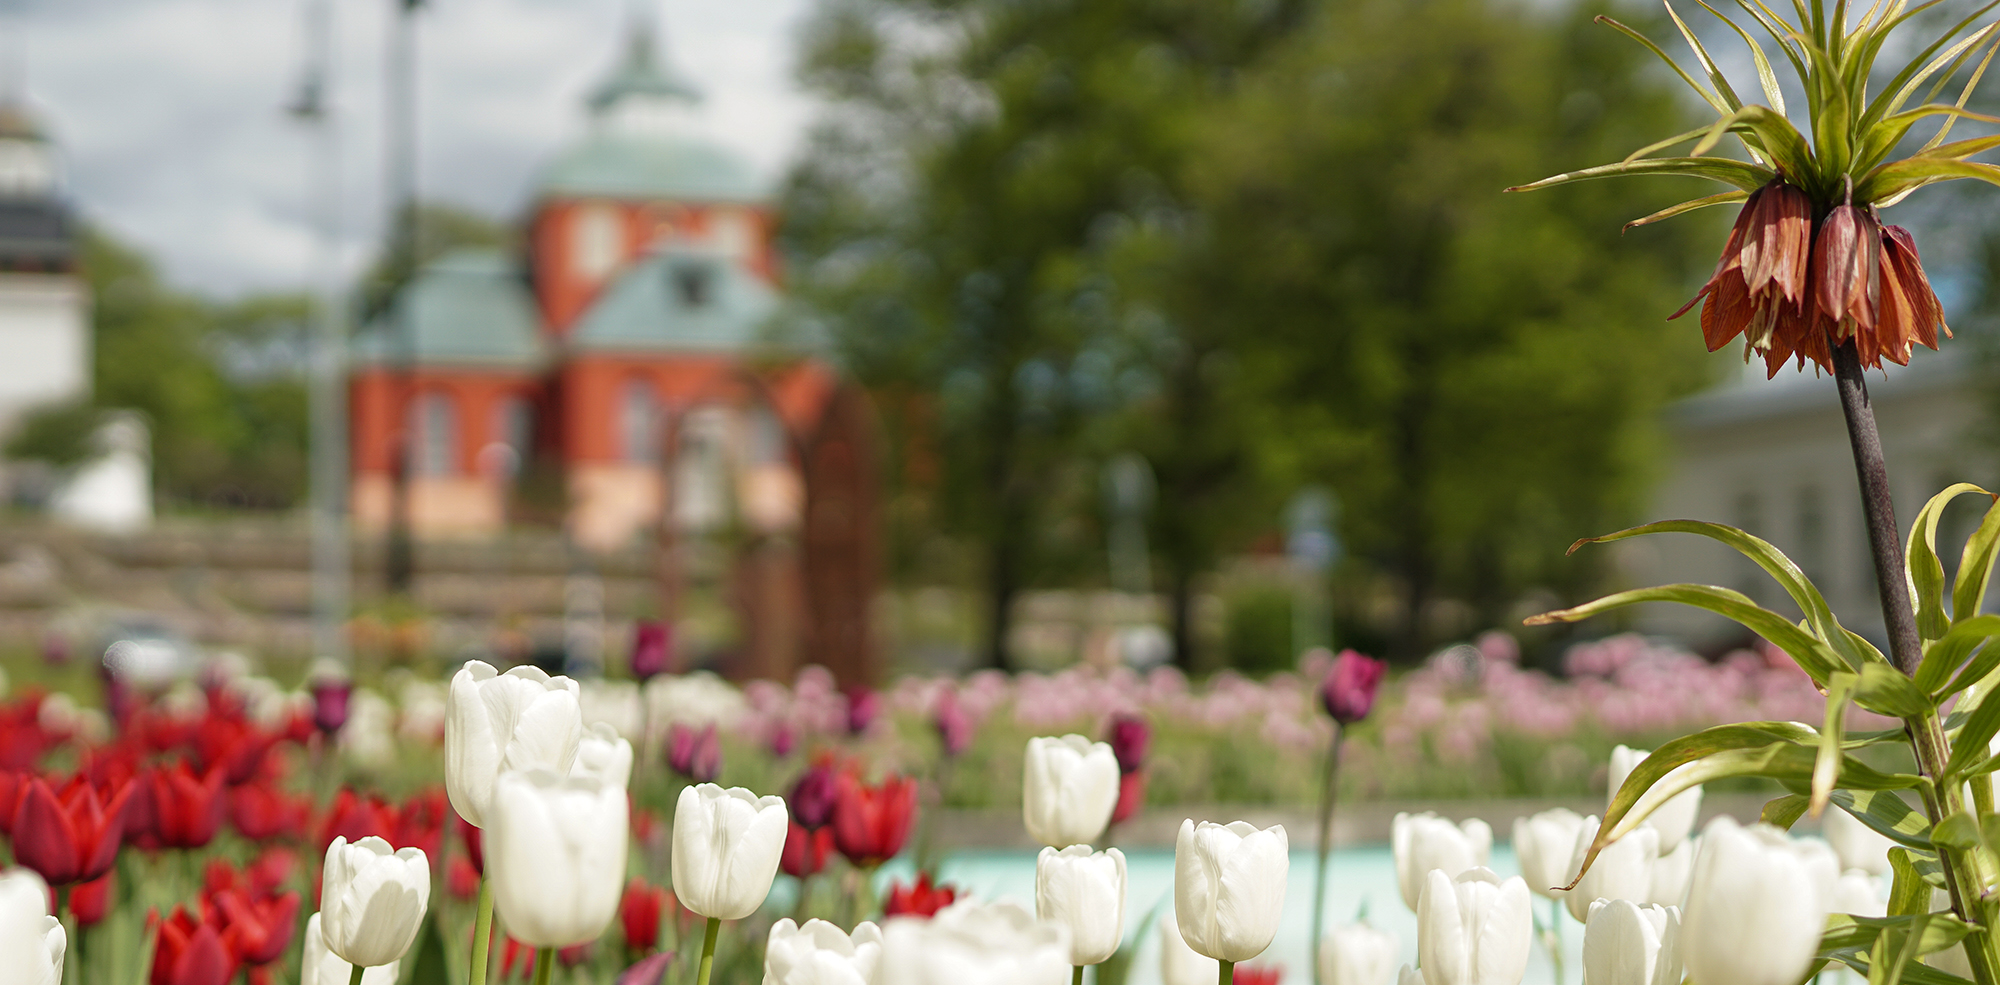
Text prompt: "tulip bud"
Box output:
[[0, 868, 64, 985], [845, 687, 880, 736], [302, 912, 398, 985], [1159, 911, 1219, 985], [445, 660, 583, 829], [620, 878, 668, 953], [1022, 735, 1120, 849], [1647, 837, 1696, 907], [1416, 868, 1532, 985], [320, 835, 431, 968], [1036, 845, 1127, 965], [789, 765, 840, 831], [1392, 812, 1492, 912], [1608, 746, 1702, 853], [629, 621, 671, 682], [833, 773, 919, 868], [1680, 817, 1838, 985], [571, 722, 634, 789], [1822, 809, 1893, 877], [1582, 899, 1681, 985], [1510, 808, 1585, 900], [671, 782, 788, 921], [489, 768, 629, 946], [1174, 819, 1288, 963], [765, 917, 884, 985], [879, 899, 1071, 985], [782, 822, 834, 879], [1320, 921, 1398, 985], [1563, 817, 1659, 922], [1320, 650, 1387, 724], [1107, 715, 1149, 774], [884, 872, 958, 918], [312, 678, 352, 737]]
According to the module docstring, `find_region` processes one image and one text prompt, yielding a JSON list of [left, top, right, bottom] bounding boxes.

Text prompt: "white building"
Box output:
[[1628, 350, 1994, 648], [0, 100, 89, 434]]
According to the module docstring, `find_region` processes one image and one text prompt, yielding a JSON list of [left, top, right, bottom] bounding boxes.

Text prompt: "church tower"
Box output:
[[0, 99, 90, 434]]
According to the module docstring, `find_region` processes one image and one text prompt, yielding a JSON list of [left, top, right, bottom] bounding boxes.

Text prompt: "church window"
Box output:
[[621, 378, 659, 463], [673, 262, 714, 308], [710, 209, 757, 259], [410, 391, 458, 477], [571, 204, 623, 281]]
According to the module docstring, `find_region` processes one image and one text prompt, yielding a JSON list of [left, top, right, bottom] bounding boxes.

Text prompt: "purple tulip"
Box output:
[[1320, 649, 1387, 725], [1107, 714, 1150, 774], [617, 951, 675, 985], [630, 621, 671, 681], [667, 723, 721, 782], [769, 721, 798, 758], [933, 689, 974, 758], [844, 687, 880, 736], [789, 764, 840, 831], [311, 678, 353, 735]]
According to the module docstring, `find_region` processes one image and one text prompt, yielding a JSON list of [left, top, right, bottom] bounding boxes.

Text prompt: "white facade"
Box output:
[[1626, 351, 1993, 648], [0, 273, 89, 429]]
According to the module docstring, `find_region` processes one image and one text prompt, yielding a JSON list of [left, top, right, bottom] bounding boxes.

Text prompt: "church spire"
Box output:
[[586, 9, 701, 117]]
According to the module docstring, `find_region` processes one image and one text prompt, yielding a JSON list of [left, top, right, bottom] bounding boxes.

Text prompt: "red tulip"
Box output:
[[1319, 650, 1386, 726], [883, 871, 957, 918], [501, 936, 538, 979], [191, 716, 275, 785], [12, 775, 132, 885], [1111, 770, 1146, 826], [618, 951, 676, 985], [1107, 714, 1149, 773], [448, 856, 481, 900], [621, 877, 668, 953], [149, 763, 227, 849], [245, 848, 296, 897], [151, 907, 239, 985], [832, 772, 917, 867], [460, 811, 485, 874], [310, 678, 351, 736], [229, 783, 309, 843], [666, 723, 720, 782], [0, 770, 23, 835], [781, 821, 834, 879], [395, 788, 449, 869], [71, 870, 114, 927], [317, 788, 398, 851], [787, 765, 840, 831], [207, 887, 300, 965], [1234, 964, 1285, 985], [630, 621, 671, 681]]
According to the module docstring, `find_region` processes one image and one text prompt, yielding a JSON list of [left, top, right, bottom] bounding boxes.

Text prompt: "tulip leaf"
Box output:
[[1525, 583, 1847, 685], [1932, 810, 1981, 849], [1817, 672, 1858, 812], [1830, 788, 1936, 850], [1855, 662, 1938, 718], [1909, 485, 1992, 648], [1889, 847, 1945, 916], [1507, 157, 1778, 194], [1763, 792, 1812, 828], [1953, 496, 2000, 625], [1922, 616, 2000, 698], [1563, 520, 1874, 671], [1823, 914, 1977, 985]]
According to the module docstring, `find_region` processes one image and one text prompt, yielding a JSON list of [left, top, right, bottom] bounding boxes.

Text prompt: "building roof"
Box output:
[[569, 243, 781, 354], [539, 131, 766, 203], [1667, 346, 1970, 432], [587, 24, 701, 111], [354, 249, 547, 370]]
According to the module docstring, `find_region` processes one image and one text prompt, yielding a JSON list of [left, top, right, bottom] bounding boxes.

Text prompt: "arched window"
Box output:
[[620, 378, 658, 464], [410, 391, 458, 477], [570, 204, 623, 280]]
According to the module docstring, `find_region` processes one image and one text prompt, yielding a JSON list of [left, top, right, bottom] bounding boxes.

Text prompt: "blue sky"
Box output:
[[1, 0, 815, 296]]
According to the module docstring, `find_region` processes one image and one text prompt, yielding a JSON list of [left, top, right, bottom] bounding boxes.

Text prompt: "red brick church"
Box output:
[[346, 24, 878, 683]]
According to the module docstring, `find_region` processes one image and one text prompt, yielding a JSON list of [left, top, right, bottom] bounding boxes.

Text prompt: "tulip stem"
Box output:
[[349, 965, 366, 985], [1219, 959, 1234, 985], [532, 948, 553, 985], [696, 915, 721, 985], [469, 876, 494, 985], [1073, 966, 1085, 985], [1310, 726, 1344, 985]]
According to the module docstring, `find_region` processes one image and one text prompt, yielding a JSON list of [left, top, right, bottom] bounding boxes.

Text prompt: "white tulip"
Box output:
[[1400, 965, 1427, 985], [644, 671, 748, 735], [580, 678, 646, 742], [1564, 817, 1659, 922], [320, 836, 431, 968], [1174, 819, 1289, 963], [1609, 746, 1703, 852], [1511, 808, 1585, 900], [1680, 817, 1839, 985], [1160, 910, 1220, 985], [1832, 869, 1885, 918], [445, 660, 583, 828], [1394, 812, 1493, 912], [1646, 837, 1696, 907], [765, 918, 884, 985], [570, 721, 634, 789], [1581, 899, 1681, 985], [672, 782, 789, 921], [0, 868, 63, 985], [1320, 921, 1399, 985], [301, 913, 399, 985], [339, 688, 398, 768], [879, 899, 1071, 985], [489, 768, 629, 946], [1416, 868, 1533, 985], [1036, 845, 1127, 966], [1822, 809, 1894, 878], [1022, 735, 1121, 849]]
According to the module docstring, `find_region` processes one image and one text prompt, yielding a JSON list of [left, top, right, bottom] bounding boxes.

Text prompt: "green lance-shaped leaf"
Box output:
[[1696, 0, 1787, 113], [1625, 190, 1749, 231], [1830, 788, 1936, 850], [1908, 485, 1992, 646], [1856, 662, 1938, 718], [1527, 583, 1847, 685], [1822, 914, 1977, 985], [1863, 0, 2000, 132], [1943, 683, 2000, 778], [1666, 1, 1749, 113], [1856, 158, 2000, 207], [1507, 157, 1778, 194], [1954, 495, 2000, 624], [1596, 15, 1733, 113], [1888, 846, 1944, 917], [1858, 104, 2000, 178], [1798, 32, 1854, 179], [1919, 615, 2000, 698], [1922, 34, 2000, 152], [1817, 672, 1858, 813], [1561, 520, 1876, 672], [1932, 810, 1982, 850], [1728, 0, 1811, 82], [1764, 792, 1813, 828], [1690, 105, 1818, 182]]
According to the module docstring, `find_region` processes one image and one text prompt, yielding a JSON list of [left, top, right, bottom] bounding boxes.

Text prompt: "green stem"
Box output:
[[1220, 959, 1235, 985], [1310, 728, 1343, 985], [1073, 966, 1086, 985], [349, 964, 366, 985], [57, 885, 76, 985], [696, 916, 721, 985], [532, 947, 553, 985], [469, 877, 494, 985]]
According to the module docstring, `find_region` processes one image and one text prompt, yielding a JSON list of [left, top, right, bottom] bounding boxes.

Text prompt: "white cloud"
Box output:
[[8, 0, 816, 296]]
